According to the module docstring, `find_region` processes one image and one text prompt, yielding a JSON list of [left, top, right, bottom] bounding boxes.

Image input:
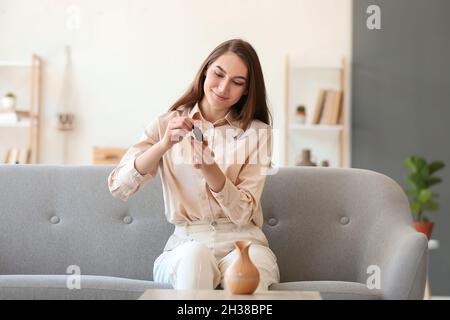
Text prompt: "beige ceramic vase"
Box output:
[[223, 240, 260, 294]]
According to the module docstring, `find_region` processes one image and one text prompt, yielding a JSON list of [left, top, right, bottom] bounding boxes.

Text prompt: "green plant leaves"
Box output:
[[419, 165, 430, 178], [410, 201, 421, 214], [424, 200, 440, 212], [429, 161, 445, 175], [406, 189, 418, 197], [403, 155, 445, 222], [404, 157, 417, 173], [427, 177, 442, 187], [418, 189, 432, 204], [407, 173, 426, 189]]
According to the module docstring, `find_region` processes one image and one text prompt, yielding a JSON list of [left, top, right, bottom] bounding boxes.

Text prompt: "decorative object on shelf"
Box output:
[[403, 155, 445, 240], [56, 112, 75, 131], [321, 160, 330, 167], [56, 45, 75, 132], [55, 46, 76, 164], [296, 149, 317, 166], [295, 105, 306, 124], [2, 92, 17, 110], [223, 240, 260, 294]]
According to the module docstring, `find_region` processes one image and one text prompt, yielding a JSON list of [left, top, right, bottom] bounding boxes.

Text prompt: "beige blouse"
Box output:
[[108, 103, 272, 228]]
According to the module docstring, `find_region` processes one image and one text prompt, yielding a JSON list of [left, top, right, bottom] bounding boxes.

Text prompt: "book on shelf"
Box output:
[[337, 92, 344, 124], [329, 90, 343, 125], [317, 89, 343, 125], [4, 147, 30, 164], [311, 89, 326, 125], [5, 148, 18, 163], [319, 90, 334, 125], [18, 148, 31, 164]]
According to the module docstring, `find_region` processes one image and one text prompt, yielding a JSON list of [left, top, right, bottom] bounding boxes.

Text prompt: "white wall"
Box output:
[[0, 0, 351, 165]]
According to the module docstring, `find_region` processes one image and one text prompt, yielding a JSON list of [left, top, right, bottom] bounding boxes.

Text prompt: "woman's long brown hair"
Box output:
[[168, 39, 272, 131]]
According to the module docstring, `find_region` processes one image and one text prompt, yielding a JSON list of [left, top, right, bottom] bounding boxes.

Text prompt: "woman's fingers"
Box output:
[[179, 118, 193, 131], [170, 117, 195, 131], [168, 115, 197, 143], [189, 136, 214, 167], [163, 117, 196, 149], [190, 136, 202, 164], [170, 128, 189, 142], [185, 117, 195, 130]]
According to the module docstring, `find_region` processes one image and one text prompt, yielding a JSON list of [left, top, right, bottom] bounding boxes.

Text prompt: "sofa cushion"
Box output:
[[270, 281, 383, 300], [0, 275, 171, 300]]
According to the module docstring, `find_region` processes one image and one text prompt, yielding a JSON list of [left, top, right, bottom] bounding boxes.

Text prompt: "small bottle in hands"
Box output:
[[192, 125, 203, 142]]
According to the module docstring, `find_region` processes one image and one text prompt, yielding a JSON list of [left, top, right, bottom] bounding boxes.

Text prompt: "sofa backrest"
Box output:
[[0, 165, 414, 283], [0, 165, 171, 281], [261, 166, 414, 283]]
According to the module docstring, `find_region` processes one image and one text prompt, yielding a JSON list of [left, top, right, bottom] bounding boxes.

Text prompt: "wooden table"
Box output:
[[138, 289, 321, 300]]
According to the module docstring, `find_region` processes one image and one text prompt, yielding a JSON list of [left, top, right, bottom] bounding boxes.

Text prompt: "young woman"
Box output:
[[108, 39, 279, 291]]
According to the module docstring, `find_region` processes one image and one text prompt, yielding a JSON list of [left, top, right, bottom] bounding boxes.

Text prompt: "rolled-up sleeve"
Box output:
[[209, 126, 272, 226], [108, 118, 161, 201]]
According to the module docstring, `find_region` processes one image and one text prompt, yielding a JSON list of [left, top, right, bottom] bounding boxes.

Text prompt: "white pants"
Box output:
[[153, 219, 280, 291]]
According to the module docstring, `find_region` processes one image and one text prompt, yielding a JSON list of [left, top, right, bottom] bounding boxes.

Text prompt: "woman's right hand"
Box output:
[[160, 116, 195, 151]]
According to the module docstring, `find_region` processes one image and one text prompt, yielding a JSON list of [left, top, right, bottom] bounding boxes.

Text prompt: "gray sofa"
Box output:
[[0, 164, 427, 299]]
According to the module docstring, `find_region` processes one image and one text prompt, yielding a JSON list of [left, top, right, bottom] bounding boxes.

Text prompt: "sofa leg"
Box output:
[[424, 276, 431, 300]]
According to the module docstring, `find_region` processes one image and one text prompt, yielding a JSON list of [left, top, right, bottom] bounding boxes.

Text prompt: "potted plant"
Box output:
[[295, 105, 306, 124], [2, 92, 17, 110], [403, 156, 445, 239]]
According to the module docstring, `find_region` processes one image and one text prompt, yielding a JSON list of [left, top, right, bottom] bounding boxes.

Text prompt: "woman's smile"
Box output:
[[212, 90, 228, 101]]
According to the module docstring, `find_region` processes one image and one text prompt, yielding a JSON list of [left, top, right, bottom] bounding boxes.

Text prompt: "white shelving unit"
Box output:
[[283, 56, 351, 168], [0, 54, 42, 163]]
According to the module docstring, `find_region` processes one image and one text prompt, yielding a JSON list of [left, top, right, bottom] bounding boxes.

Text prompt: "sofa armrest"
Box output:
[[360, 228, 428, 299], [383, 230, 428, 299]]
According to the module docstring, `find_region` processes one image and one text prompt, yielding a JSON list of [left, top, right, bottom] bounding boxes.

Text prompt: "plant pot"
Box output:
[[295, 113, 306, 124], [414, 221, 434, 240], [2, 96, 16, 109]]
